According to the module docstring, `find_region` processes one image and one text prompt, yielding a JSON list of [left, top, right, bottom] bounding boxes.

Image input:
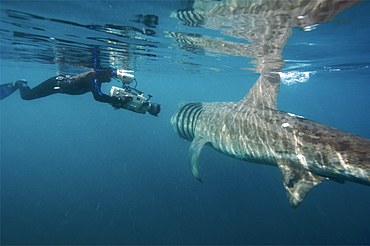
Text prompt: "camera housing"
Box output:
[[109, 86, 160, 116]]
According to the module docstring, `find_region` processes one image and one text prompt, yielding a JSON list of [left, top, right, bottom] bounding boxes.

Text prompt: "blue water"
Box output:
[[1, 1, 370, 245]]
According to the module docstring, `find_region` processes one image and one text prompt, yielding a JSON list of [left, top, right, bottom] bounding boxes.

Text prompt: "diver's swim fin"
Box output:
[[0, 83, 19, 100]]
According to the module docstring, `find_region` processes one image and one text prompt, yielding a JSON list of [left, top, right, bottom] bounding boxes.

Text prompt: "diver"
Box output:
[[0, 68, 160, 116], [0, 68, 132, 103]]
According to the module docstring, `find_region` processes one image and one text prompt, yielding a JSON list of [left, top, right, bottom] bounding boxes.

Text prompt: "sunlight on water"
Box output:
[[279, 71, 316, 85]]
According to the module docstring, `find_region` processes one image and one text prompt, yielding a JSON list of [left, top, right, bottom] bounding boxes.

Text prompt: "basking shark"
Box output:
[[171, 72, 370, 208], [170, 0, 367, 208]]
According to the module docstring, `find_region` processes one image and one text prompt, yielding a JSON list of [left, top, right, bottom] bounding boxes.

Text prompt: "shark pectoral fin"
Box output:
[[189, 136, 210, 183], [278, 163, 328, 208]]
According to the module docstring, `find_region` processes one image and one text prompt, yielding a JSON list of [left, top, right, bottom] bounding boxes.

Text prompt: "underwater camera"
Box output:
[[109, 86, 160, 116]]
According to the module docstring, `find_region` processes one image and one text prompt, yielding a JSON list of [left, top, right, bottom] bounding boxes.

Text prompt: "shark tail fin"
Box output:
[[278, 162, 328, 208], [189, 136, 210, 183]]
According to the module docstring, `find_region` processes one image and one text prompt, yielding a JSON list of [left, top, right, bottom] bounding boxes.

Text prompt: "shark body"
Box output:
[[171, 73, 370, 208]]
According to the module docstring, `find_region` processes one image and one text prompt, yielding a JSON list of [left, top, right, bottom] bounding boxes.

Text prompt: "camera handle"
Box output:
[[114, 76, 154, 99]]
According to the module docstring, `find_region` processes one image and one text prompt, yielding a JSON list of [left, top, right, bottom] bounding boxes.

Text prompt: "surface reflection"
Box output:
[[1, 8, 159, 73], [170, 0, 361, 73]]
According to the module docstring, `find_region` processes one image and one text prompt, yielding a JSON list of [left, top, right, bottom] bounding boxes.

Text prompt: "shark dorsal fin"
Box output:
[[278, 162, 328, 208], [242, 73, 280, 110]]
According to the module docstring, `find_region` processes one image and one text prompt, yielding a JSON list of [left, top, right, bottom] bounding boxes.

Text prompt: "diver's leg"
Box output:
[[18, 77, 59, 100]]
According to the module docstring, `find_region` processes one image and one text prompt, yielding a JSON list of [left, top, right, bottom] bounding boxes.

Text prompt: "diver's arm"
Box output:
[[91, 79, 132, 108], [90, 79, 118, 103], [89, 68, 134, 104]]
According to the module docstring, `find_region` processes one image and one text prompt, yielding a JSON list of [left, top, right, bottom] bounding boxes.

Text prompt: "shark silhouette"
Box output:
[[171, 73, 370, 208]]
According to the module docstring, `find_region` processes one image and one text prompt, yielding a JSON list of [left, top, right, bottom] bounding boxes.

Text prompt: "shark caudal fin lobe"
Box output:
[[189, 136, 210, 183], [278, 163, 328, 208]]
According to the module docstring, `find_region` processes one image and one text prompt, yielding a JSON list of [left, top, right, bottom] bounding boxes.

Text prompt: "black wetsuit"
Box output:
[[18, 69, 120, 104]]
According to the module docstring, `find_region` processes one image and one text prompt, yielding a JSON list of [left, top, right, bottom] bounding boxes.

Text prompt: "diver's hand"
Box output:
[[121, 95, 133, 102], [110, 95, 133, 109]]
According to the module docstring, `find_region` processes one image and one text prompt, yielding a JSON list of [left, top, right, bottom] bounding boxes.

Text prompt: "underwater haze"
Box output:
[[1, 0, 370, 245]]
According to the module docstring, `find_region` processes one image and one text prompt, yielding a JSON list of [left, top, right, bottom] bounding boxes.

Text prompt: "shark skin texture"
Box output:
[[171, 73, 370, 208]]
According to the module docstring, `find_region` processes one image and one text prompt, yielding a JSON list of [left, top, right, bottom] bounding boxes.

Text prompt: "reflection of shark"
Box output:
[[171, 73, 370, 208], [170, 0, 362, 73]]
